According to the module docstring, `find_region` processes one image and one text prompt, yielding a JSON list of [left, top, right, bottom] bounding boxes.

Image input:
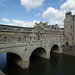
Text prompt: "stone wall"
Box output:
[[63, 45, 75, 56]]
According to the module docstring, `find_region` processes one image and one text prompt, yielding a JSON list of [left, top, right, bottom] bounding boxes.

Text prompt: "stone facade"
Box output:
[[64, 12, 75, 46], [0, 21, 64, 69], [64, 12, 75, 55]]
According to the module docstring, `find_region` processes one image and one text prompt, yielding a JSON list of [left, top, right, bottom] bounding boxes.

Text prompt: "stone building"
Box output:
[[64, 12, 75, 46], [0, 21, 64, 44], [64, 12, 75, 55]]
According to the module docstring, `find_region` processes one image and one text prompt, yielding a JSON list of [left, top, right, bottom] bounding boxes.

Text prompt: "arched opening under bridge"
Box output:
[[51, 44, 59, 53], [7, 53, 22, 65], [0, 52, 23, 71], [29, 47, 47, 72], [30, 47, 46, 60], [50, 44, 60, 66]]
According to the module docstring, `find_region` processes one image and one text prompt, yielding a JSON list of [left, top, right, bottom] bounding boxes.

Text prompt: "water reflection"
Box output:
[[0, 53, 75, 75], [29, 55, 47, 75], [0, 53, 7, 71]]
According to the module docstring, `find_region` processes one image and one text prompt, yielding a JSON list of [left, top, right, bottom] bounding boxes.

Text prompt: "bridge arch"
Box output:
[[30, 47, 47, 59], [0, 51, 23, 61], [0, 50, 26, 69], [7, 52, 23, 63], [50, 44, 59, 53]]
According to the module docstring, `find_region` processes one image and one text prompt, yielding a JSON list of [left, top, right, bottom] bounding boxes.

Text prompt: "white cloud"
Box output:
[[2, 18, 40, 27], [61, 0, 75, 11], [35, 13, 41, 17], [12, 20, 40, 27], [2, 18, 10, 23], [61, 0, 75, 14], [42, 7, 59, 20], [13, 20, 25, 25], [20, 0, 44, 11], [42, 0, 75, 27]]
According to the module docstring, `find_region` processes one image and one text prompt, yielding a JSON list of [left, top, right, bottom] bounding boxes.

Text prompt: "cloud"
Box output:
[[42, 7, 59, 20], [60, 0, 75, 14], [35, 13, 41, 17], [20, 0, 44, 11], [2, 18, 10, 23], [2, 18, 40, 27], [13, 20, 25, 25], [42, 0, 75, 27], [12, 20, 40, 27]]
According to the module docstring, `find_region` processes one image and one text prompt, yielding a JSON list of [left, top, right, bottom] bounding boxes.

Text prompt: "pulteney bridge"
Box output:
[[0, 21, 64, 69]]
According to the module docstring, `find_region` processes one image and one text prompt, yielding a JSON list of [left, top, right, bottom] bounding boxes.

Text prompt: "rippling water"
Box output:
[[0, 53, 75, 75]]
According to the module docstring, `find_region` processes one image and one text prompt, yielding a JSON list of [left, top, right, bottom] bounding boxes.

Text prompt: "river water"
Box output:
[[0, 53, 75, 75]]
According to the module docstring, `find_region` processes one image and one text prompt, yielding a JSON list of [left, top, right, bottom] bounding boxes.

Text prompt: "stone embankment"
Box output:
[[0, 70, 5, 75]]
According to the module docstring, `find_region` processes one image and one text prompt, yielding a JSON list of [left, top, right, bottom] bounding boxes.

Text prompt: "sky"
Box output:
[[0, 0, 75, 28]]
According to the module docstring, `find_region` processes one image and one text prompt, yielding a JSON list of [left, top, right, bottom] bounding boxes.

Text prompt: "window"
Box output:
[[4, 37, 7, 42], [34, 37, 36, 40], [45, 37, 46, 40], [18, 29, 21, 31], [66, 42, 68, 46], [70, 25, 72, 29], [38, 31, 40, 40], [51, 26, 54, 29], [70, 33, 72, 35], [25, 48, 27, 51], [18, 37, 21, 41], [3, 28, 7, 30], [25, 36, 27, 41], [30, 37, 32, 41], [54, 27, 56, 29]]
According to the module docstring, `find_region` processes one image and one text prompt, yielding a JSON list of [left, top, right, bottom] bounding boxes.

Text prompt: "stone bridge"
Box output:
[[0, 21, 64, 69]]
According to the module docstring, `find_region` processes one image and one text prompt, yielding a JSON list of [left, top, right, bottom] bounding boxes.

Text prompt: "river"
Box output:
[[0, 53, 75, 75]]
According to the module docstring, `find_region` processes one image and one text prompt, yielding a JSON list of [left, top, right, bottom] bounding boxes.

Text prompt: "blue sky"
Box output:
[[0, 0, 75, 27]]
